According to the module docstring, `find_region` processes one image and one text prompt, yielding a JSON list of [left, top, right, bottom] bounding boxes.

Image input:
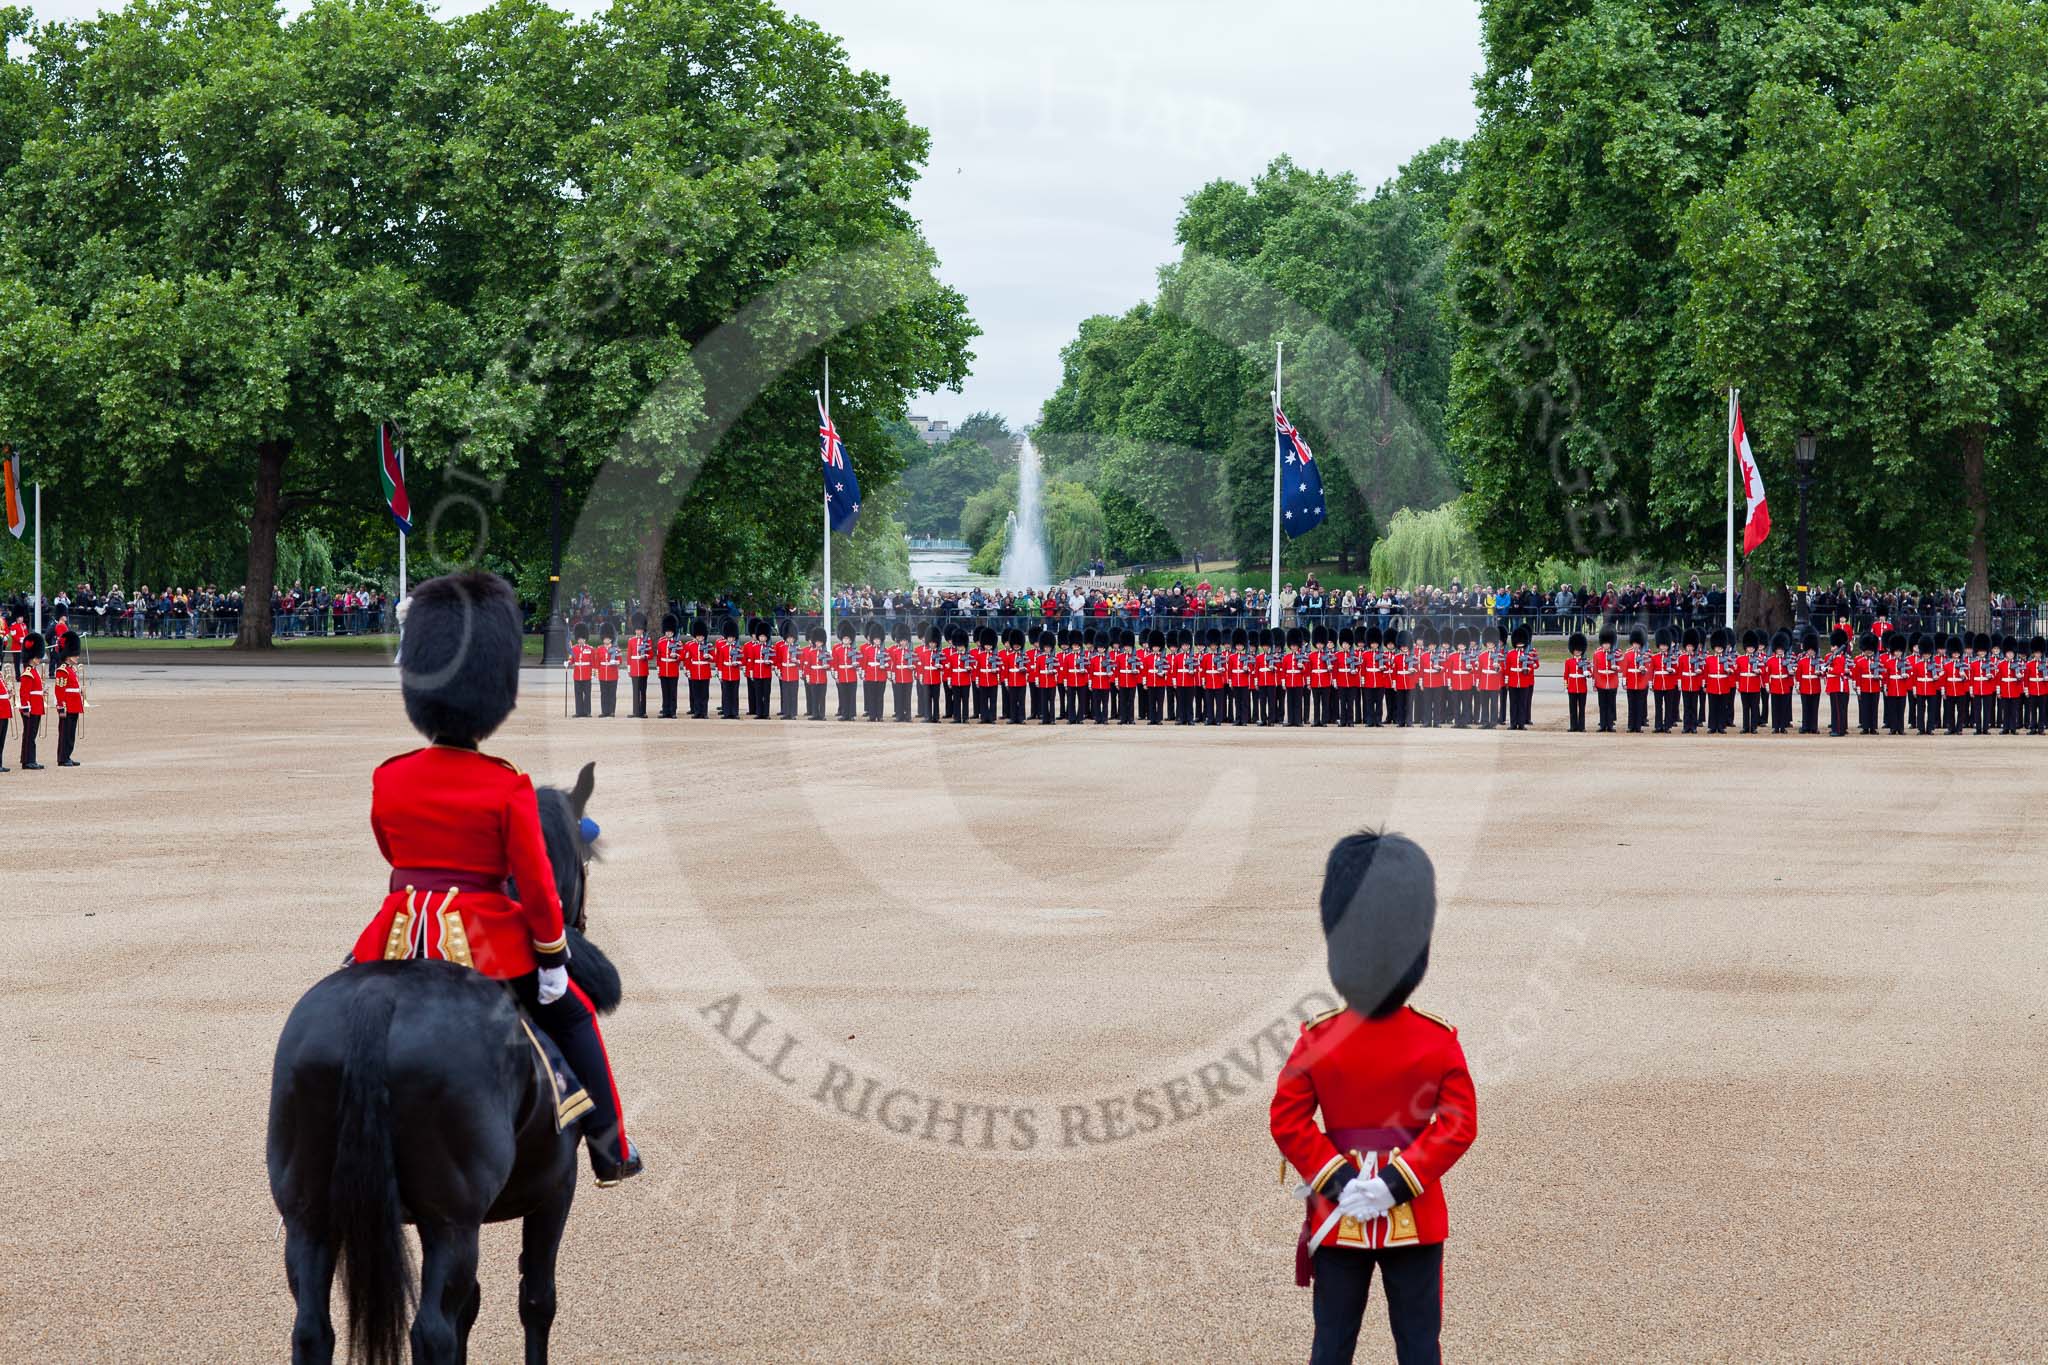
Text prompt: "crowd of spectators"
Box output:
[[2, 582, 393, 638]]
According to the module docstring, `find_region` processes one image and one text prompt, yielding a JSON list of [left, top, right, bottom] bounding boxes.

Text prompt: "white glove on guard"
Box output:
[[1337, 1175, 1397, 1223]]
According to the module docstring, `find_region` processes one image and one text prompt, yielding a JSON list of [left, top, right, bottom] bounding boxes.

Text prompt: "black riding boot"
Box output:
[[513, 974, 643, 1186]]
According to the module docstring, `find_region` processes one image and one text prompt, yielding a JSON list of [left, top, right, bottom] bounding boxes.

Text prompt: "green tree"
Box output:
[[898, 411, 1011, 537], [1447, 0, 1906, 576], [1684, 0, 2048, 622]]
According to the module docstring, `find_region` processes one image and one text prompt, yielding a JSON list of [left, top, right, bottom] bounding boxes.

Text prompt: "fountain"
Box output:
[[999, 433, 1051, 588]]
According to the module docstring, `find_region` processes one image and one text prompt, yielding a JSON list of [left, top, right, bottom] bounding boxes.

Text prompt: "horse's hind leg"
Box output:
[[283, 1220, 337, 1365], [517, 1179, 575, 1365], [410, 1222, 481, 1365]]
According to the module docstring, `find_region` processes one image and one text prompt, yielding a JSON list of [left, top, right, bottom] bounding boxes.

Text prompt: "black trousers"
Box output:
[[510, 973, 625, 1149], [1859, 693, 1879, 734], [836, 681, 857, 720], [56, 712, 78, 763], [719, 679, 740, 719], [1771, 692, 1793, 731], [19, 713, 38, 767], [780, 680, 800, 719], [573, 680, 592, 717], [1310, 1243, 1443, 1365], [1883, 694, 1904, 734], [893, 680, 913, 721], [863, 680, 885, 720], [806, 681, 827, 720], [659, 675, 679, 717], [1625, 688, 1647, 732], [1830, 692, 1849, 736], [688, 677, 710, 719], [920, 682, 941, 721], [1681, 690, 1702, 733], [1567, 692, 1586, 731], [631, 675, 648, 718], [1800, 693, 1820, 734], [1596, 689, 1617, 732], [0, 718, 8, 766]]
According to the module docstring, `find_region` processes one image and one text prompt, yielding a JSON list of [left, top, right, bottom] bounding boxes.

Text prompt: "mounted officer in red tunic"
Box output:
[[349, 571, 642, 1185]]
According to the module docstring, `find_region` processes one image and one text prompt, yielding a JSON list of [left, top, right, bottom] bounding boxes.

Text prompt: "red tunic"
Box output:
[[1271, 1006, 1476, 1281], [351, 747, 569, 979], [17, 667, 45, 716]]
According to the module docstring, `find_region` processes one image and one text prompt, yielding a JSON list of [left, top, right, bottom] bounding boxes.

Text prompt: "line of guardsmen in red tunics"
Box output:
[[1559, 624, 2048, 737], [567, 615, 1547, 732], [0, 628, 86, 771]]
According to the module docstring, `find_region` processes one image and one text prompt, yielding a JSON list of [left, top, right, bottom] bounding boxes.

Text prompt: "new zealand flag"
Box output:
[[1276, 403, 1325, 538], [818, 395, 861, 535]]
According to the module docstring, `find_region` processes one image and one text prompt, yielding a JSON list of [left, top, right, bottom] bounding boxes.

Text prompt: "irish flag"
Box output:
[[1733, 402, 1770, 555], [2, 446, 23, 539], [379, 424, 412, 534]]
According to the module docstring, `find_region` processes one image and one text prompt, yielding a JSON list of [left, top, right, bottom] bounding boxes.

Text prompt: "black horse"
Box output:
[[268, 763, 622, 1365]]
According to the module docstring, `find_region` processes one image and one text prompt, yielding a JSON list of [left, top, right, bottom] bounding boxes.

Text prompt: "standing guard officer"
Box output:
[[743, 619, 772, 719], [685, 618, 714, 719], [626, 614, 652, 718], [832, 619, 859, 721], [714, 618, 742, 719], [15, 632, 44, 769], [595, 627, 621, 718], [654, 614, 681, 718], [890, 623, 916, 722], [53, 633, 85, 766], [776, 620, 801, 720], [1826, 628, 1851, 736], [860, 622, 888, 722], [1591, 627, 1619, 733], [802, 626, 829, 720], [567, 630, 594, 717], [1796, 632, 1822, 735], [1270, 832, 1477, 1365], [917, 625, 943, 722], [1563, 632, 1588, 732], [1621, 629, 1650, 733]]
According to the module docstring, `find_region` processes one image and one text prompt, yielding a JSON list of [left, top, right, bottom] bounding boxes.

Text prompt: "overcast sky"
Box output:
[[31, 0, 1485, 428]]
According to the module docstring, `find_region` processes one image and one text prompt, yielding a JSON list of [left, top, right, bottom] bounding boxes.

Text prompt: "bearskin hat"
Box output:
[[1513, 623, 1532, 647], [1858, 633, 1877, 653], [1568, 631, 1588, 654], [690, 617, 709, 638], [631, 612, 649, 632], [1311, 624, 1328, 645], [1945, 635, 1963, 656], [1148, 629, 1165, 649], [660, 613, 679, 634], [1396, 629, 1413, 649], [1598, 626, 1617, 647], [1231, 627, 1248, 647], [1682, 627, 1700, 649], [1321, 831, 1436, 1020], [1083, 627, 1098, 648], [1338, 627, 1355, 646], [59, 632, 82, 661], [1629, 628, 1647, 647], [809, 626, 826, 643], [1801, 631, 1819, 653], [1287, 627, 1306, 648], [399, 571, 522, 746], [1831, 628, 1849, 649], [891, 621, 909, 642], [836, 618, 855, 640], [721, 617, 739, 639], [1975, 632, 1992, 652], [1741, 629, 1761, 650]]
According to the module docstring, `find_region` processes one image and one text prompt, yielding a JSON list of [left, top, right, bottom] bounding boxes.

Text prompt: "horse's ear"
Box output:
[[570, 762, 595, 816]]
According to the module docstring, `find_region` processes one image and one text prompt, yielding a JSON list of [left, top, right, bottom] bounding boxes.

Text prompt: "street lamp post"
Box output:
[[1794, 429, 1818, 629]]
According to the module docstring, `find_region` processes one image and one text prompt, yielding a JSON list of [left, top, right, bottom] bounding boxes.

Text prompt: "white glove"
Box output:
[[1337, 1176, 1397, 1223], [536, 965, 569, 1005]]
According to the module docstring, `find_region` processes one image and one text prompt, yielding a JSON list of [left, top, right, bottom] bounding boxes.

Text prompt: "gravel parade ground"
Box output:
[[6, 665, 2044, 1361]]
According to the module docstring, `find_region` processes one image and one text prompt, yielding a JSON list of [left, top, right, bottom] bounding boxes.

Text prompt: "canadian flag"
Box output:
[[1733, 402, 1771, 555]]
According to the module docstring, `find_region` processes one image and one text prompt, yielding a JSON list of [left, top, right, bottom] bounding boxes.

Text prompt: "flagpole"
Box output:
[[1725, 388, 1736, 631], [398, 513, 407, 603], [822, 353, 832, 644], [1270, 343, 1282, 629], [32, 483, 41, 635]]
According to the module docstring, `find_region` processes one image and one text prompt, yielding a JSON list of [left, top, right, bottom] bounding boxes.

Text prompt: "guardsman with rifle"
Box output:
[[594, 628, 621, 718], [1590, 627, 1619, 733], [626, 614, 652, 718]]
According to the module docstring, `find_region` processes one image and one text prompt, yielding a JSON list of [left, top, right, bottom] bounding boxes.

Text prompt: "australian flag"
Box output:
[[1276, 403, 1325, 537], [818, 395, 861, 534]]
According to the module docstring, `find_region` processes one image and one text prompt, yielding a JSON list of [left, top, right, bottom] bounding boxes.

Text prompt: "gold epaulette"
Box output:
[[1409, 1006, 1455, 1033], [1304, 1006, 1347, 1031], [479, 751, 522, 774]]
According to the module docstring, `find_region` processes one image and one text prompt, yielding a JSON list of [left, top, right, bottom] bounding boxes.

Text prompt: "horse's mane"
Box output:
[[535, 776, 623, 1016]]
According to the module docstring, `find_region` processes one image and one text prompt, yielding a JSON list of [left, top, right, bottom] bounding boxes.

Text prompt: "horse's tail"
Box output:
[[330, 981, 412, 1365]]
